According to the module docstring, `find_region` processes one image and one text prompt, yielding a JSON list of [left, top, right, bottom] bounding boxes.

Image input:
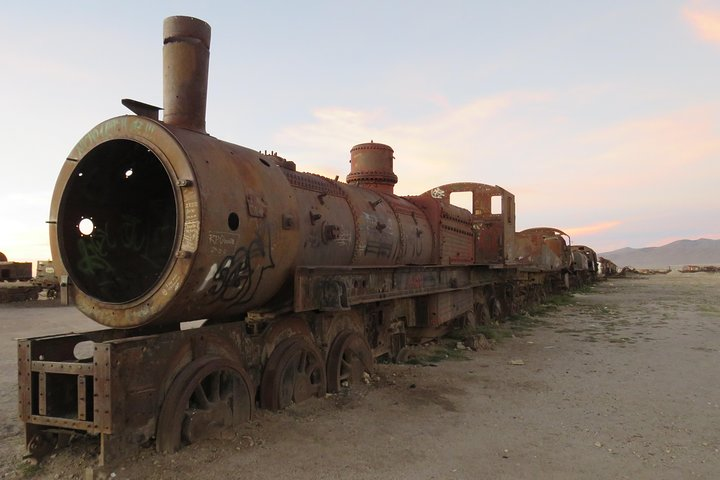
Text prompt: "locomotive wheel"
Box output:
[[156, 357, 253, 453], [26, 431, 56, 460], [260, 336, 326, 411], [326, 331, 374, 393]]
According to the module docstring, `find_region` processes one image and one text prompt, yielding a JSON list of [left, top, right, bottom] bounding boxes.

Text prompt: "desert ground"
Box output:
[[1, 273, 718, 479]]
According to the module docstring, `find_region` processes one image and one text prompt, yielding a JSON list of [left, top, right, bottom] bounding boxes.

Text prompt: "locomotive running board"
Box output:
[[293, 264, 506, 312]]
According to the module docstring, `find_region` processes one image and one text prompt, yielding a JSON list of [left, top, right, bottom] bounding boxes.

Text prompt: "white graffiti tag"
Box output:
[[431, 187, 446, 199]]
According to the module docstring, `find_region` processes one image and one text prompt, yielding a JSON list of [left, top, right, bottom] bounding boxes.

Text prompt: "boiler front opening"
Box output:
[[59, 139, 177, 303]]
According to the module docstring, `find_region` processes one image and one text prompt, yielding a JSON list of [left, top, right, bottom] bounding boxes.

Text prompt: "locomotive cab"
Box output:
[[408, 183, 516, 265]]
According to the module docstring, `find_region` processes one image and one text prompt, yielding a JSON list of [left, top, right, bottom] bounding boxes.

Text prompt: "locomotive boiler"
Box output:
[[19, 16, 597, 466]]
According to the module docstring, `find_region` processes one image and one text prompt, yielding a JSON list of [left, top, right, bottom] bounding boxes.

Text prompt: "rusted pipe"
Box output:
[[163, 16, 211, 133]]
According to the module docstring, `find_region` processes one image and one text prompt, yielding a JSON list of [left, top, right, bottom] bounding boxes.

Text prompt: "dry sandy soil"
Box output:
[[1, 273, 719, 479]]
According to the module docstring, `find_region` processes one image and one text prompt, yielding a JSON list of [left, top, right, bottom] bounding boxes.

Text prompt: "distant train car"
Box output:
[[0, 252, 37, 302], [0, 259, 32, 282], [33, 260, 60, 297], [571, 245, 599, 285], [598, 257, 618, 277]]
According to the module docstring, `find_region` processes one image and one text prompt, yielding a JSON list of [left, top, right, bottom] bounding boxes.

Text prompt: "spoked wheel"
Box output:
[[260, 336, 326, 411], [326, 331, 374, 393], [26, 430, 56, 461], [156, 357, 254, 453]]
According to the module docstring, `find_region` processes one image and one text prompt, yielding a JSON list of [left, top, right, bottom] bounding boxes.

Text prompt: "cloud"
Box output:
[[565, 221, 622, 238], [683, 4, 720, 44], [511, 103, 720, 227], [274, 90, 553, 192]]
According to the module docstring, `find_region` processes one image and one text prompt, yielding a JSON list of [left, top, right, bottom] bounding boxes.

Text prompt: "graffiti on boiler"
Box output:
[[205, 227, 276, 306]]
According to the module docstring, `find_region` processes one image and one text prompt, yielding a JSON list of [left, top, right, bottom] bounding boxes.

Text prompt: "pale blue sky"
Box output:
[[2, 1, 719, 262]]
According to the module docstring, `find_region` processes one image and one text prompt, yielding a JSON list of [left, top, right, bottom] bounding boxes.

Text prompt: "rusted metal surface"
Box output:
[[420, 290, 474, 327], [346, 142, 398, 194], [18, 334, 113, 436], [259, 336, 326, 411], [156, 357, 253, 453], [52, 121, 450, 327], [568, 245, 599, 286], [326, 331, 373, 393], [598, 257, 618, 276], [571, 245, 598, 273], [294, 264, 475, 312], [513, 227, 572, 272], [162, 16, 211, 133], [1, 258, 41, 302], [51, 118, 307, 328], [33, 260, 59, 292], [1, 261, 32, 281], [0, 282, 41, 302], [19, 322, 260, 465]]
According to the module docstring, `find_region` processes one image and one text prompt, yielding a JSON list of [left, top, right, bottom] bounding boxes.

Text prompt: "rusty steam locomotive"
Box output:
[[18, 16, 602, 464]]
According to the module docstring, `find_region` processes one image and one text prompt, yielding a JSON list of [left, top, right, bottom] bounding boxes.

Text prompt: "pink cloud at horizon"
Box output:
[[564, 221, 623, 239], [684, 4, 720, 44]]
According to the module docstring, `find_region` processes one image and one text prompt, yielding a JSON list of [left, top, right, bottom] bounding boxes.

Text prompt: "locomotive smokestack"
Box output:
[[346, 142, 398, 195], [163, 16, 211, 133]]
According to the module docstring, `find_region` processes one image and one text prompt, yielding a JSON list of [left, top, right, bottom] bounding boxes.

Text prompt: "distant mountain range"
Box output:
[[600, 238, 720, 269]]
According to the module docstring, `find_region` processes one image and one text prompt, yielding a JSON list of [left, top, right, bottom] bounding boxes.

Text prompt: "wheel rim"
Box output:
[[327, 331, 373, 393], [156, 357, 253, 453], [260, 336, 326, 411]]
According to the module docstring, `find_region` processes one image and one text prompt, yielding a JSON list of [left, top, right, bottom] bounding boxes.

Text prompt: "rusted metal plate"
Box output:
[[26, 415, 96, 431], [17, 340, 31, 421], [422, 290, 474, 326], [78, 375, 87, 421], [93, 344, 112, 433], [38, 372, 46, 416], [30, 361, 95, 375], [294, 264, 478, 312]]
